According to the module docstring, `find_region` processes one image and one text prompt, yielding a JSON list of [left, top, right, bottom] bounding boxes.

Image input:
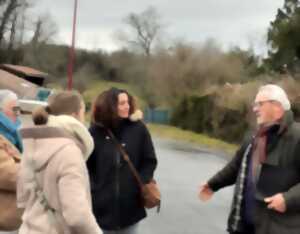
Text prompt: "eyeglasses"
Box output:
[[252, 100, 276, 109], [12, 106, 21, 115]]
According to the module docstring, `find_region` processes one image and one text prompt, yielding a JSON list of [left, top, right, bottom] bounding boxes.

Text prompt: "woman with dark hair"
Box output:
[[87, 87, 158, 234], [17, 91, 103, 234]]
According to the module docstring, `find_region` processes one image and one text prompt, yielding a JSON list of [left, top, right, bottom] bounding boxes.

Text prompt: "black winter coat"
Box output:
[[208, 111, 300, 234], [87, 119, 157, 230]]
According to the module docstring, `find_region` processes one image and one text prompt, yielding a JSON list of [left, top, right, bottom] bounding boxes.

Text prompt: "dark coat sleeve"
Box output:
[[138, 123, 157, 184], [208, 139, 250, 192], [86, 128, 97, 188], [283, 141, 300, 211], [283, 183, 300, 212]]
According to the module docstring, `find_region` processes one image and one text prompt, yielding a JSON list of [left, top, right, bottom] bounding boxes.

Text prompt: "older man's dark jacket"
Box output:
[[208, 111, 300, 234]]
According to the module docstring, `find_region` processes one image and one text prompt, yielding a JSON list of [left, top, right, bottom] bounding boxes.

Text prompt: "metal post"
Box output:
[[67, 0, 78, 90]]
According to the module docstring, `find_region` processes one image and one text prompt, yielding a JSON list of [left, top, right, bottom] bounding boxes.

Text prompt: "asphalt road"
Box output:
[[140, 138, 234, 234]]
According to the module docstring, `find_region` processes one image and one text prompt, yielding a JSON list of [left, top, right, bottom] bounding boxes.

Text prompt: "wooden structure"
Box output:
[[0, 64, 48, 86], [0, 69, 39, 99]]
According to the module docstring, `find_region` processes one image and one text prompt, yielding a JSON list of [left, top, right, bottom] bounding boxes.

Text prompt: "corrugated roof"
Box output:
[[0, 69, 38, 99], [0, 64, 48, 78]]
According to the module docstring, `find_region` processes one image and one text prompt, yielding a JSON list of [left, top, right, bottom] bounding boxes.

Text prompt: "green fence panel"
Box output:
[[144, 108, 170, 124]]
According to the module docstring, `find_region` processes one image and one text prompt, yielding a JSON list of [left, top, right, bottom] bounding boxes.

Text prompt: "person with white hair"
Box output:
[[0, 89, 23, 234], [0, 89, 22, 152], [199, 84, 300, 234]]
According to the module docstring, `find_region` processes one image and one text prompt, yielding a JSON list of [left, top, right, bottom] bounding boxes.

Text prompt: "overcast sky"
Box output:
[[31, 0, 284, 55]]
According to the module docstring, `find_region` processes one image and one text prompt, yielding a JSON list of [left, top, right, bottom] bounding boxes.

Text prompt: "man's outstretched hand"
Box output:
[[198, 183, 214, 201]]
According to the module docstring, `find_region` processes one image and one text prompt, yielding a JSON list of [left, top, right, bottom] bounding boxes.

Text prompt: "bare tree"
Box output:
[[0, 0, 21, 45], [31, 14, 57, 46], [0, 0, 6, 7], [6, 11, 17, 52], [16, 0, 31, 45], [120, 6, 163, 57]]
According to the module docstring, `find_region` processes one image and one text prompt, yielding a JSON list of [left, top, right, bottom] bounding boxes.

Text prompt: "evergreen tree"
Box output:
[[267, 0, 300, 74]]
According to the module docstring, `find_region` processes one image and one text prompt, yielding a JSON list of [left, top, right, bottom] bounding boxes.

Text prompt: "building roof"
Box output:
[[0, 64, 48, 86], [0, 69, 38, 99], [0, 64, 48, 77]]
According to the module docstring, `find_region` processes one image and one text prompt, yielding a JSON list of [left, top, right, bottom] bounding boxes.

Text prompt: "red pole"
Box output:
[[67, 0, 78, 90]]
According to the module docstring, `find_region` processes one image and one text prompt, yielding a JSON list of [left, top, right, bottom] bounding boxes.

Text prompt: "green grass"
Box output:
[[147, 123, 238, 155]]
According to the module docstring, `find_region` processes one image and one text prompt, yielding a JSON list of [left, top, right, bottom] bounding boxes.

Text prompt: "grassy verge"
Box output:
[[147, 123, 238, 155]]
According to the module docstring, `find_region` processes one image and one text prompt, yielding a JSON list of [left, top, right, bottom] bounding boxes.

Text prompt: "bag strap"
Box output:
[[107, 129, 161, 213], [106, 129, 144, 190], [30, 157, 65, 234]]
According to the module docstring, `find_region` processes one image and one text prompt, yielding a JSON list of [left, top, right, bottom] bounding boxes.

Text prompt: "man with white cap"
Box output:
[[199, 84, 300, 234]]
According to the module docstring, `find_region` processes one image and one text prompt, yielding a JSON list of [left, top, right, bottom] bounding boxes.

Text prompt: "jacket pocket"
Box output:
[[270, 209, 300, 228]]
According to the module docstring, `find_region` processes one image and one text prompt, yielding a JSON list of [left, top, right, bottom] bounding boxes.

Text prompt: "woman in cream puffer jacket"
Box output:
[[17, 91, 102, 234]]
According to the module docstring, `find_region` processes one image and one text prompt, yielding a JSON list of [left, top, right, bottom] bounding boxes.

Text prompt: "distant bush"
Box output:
[[171, 94, 249, 143], [170, 78, 300, 143]]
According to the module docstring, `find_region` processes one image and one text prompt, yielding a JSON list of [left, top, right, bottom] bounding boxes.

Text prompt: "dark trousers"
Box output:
[[230, 232, 254, 234], [230, 225, 255, 234], [230, 229, 254, 234]]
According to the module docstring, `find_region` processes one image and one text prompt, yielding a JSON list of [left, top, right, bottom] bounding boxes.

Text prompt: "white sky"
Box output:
[[31, 0, 284, 55]]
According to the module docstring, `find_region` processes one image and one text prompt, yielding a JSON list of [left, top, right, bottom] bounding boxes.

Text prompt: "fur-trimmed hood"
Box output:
[[92, 109, 144, 129], [18, 117, 102, 234], [129, 109, 143, 122], [47, 115, 94, 160]]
